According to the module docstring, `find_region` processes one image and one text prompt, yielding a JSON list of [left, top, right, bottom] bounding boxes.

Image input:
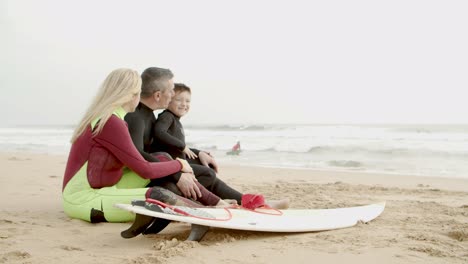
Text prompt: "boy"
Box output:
[[152, 83, 199, 161]]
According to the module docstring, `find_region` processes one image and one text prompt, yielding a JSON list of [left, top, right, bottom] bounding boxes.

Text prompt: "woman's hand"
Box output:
[[183, 146, 198, 159], [176, 158, 193, 173]]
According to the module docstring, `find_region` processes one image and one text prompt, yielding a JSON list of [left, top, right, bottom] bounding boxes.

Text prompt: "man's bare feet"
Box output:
[[216, 199, 238, 208], [265, 198, 290, 209]]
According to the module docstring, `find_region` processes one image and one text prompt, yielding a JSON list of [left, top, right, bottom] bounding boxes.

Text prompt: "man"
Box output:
[[125, 67, 241, 203]]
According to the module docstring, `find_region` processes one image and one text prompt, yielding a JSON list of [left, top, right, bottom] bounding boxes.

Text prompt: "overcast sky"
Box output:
[[2, 0, 468, 126]]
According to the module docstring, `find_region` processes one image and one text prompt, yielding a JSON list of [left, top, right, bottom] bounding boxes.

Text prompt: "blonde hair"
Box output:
[[71, 68, 141, 143]]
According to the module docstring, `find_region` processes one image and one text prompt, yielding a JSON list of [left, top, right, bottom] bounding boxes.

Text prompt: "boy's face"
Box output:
[[168, 91, 191, 117]]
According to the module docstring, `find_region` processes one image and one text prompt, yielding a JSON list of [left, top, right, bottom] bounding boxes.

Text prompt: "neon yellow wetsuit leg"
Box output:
[[62, 163, 150, 222]]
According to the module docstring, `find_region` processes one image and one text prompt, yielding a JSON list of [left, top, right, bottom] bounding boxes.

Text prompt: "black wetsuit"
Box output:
[[152, 109, 192, 159], [125, 103, 181, 182], [125, 103, 242, 204]]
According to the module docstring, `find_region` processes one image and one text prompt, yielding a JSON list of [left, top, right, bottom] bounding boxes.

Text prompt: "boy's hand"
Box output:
[[183, 147, 198, 159]]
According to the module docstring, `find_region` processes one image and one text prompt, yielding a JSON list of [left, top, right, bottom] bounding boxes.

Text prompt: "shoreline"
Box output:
[[1, 152, 467, 264], [0, 151, 468, 191], [218, 163, 468, 192]]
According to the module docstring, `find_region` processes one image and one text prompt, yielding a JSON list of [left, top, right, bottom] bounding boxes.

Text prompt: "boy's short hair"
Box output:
[[174, 83, 191, 94]]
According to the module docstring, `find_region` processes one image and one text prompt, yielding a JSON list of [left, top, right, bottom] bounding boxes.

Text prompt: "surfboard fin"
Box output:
[[121, 213, 155, 239], [187, 224, 210, 241], [120, 200, 172, 238], [141, 200, 171, 234], [142, 218, 171, 235]]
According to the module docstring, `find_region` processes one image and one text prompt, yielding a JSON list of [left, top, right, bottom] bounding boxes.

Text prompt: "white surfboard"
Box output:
[[115, 201, 385, 240]]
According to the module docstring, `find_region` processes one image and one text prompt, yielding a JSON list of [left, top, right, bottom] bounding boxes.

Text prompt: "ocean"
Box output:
[[1, 124, 468, 179]]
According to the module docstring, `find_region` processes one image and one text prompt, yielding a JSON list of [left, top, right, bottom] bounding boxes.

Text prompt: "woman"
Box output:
[[62, 68, 226, 223]]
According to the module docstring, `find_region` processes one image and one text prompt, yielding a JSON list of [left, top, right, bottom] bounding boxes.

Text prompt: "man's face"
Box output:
[[159, 79, 175, 109]]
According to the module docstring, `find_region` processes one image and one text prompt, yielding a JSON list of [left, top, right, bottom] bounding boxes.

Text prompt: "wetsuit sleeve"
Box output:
[[125, 113, 160, 162], [95, 116, 182, 179], [153, 112, 186, 151]]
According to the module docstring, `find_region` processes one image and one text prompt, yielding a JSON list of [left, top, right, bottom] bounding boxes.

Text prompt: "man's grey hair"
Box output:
[[140, 67, 174, 98]]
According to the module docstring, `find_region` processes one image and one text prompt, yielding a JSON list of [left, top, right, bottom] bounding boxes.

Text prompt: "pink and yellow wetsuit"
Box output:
[[62, 108, 219, 222]]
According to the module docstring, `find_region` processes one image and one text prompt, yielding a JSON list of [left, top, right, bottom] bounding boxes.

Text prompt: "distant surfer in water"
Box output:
[[232, 141, 241, 152], [227, 141, 241, 155]]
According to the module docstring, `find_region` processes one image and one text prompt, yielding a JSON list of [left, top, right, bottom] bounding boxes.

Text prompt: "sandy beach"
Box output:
[[0, 153, 467, 264]]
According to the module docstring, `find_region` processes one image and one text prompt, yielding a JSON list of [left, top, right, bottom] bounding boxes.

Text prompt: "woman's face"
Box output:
[[123, 89, 141, 113], [155, 79, 175, 109], [130, 90, 141, 111]]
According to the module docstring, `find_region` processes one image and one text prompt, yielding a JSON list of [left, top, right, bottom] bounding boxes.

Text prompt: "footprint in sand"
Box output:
[[0, 219, 13, 224], [408, 246, 447, 257], [0, 251, 31, 263], [70, 229, 83, 235], [417, 184, 430, 188], [448, 230, 467, 242], [59, 245, 84, 251]]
